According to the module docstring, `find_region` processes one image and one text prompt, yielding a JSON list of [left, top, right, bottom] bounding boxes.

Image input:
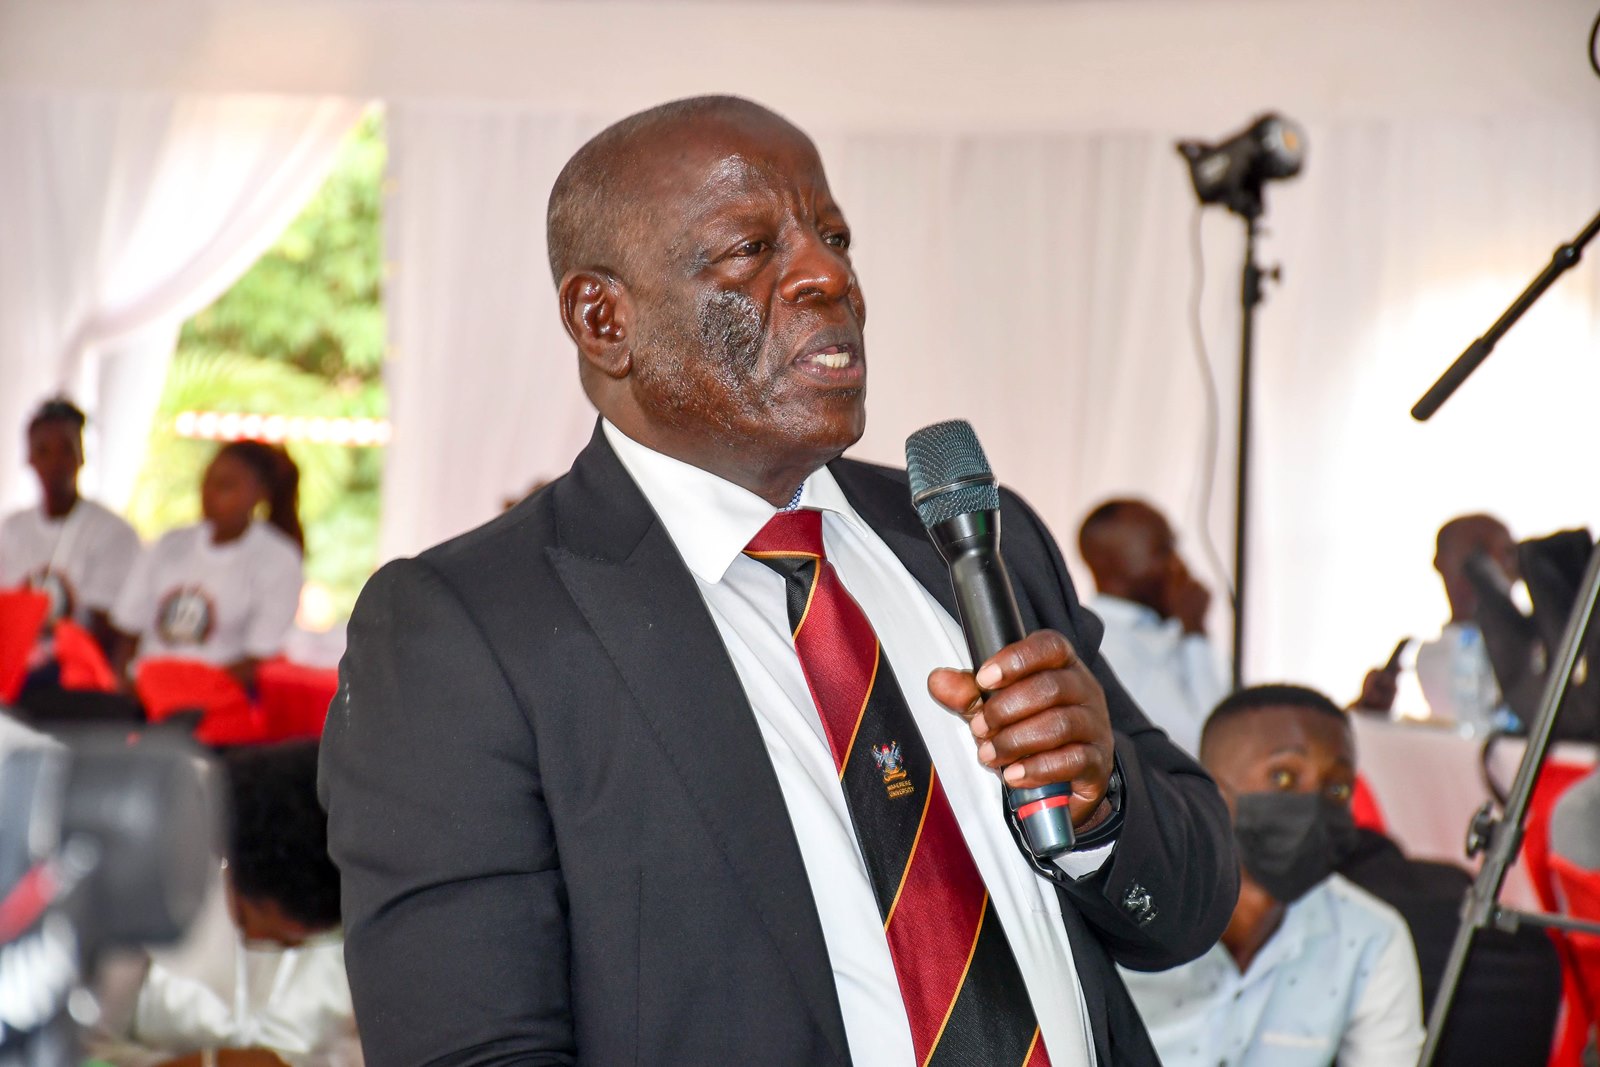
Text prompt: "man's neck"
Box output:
[[605, 418, 831, 508], [1097, 587, 1165, 619], [1219, 878, 1285, 974], [42, 489, 79, 520]]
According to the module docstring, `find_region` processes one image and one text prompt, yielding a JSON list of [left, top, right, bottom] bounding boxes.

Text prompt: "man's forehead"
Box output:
[[639, 125, 830, 214], [1441, 516, 1511, 554], [1216, 705, 1353, 763]]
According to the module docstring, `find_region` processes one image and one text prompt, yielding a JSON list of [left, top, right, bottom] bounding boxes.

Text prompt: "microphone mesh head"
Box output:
[[904, 419, 1000, 527]]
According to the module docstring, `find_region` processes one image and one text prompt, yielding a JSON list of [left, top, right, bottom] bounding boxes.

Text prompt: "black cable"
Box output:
[[1187, 205, 1237, 607], [1590, 5, 1600, 79]]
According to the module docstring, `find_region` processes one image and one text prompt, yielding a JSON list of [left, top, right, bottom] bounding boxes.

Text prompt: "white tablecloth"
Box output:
[[1350, 714, 1597, 910]]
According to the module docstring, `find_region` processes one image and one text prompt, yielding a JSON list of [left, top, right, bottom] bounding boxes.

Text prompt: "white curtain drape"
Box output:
[[379, 105, 597, 564], [0, 93, 364, 513], [381, 108, 1600, 700]]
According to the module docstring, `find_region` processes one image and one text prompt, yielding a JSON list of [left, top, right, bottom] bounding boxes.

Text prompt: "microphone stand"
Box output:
[[1413, 208, 1600, 421], [1412, 206, 1600, 1065]]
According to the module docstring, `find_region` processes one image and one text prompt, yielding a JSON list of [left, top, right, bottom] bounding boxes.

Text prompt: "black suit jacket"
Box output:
[[320, 425, 1238, 1066]]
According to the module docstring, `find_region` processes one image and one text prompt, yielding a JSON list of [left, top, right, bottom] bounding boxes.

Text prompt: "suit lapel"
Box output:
[[830, 460, 957, 617], [830, 459, 1047, 634], [549, 426, 849, 1062]]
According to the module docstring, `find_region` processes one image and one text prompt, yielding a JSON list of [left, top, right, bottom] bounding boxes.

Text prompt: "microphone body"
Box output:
[[907, 422, 1077, 860]]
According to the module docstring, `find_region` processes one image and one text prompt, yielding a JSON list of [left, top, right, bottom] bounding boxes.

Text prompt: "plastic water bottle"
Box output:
[[1451, 626, 1496, 735]]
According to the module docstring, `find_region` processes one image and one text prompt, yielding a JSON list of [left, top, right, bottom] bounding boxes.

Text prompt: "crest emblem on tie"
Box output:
[[872, 742, 915, 799]]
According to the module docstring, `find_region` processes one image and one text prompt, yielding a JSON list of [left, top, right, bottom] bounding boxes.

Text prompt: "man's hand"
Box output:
[[1355, 666, 1398, 712], [928, 630, 1115, 830], [1163, 562, 1211, 636]]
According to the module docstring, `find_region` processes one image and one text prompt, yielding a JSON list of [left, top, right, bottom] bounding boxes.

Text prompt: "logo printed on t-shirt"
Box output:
[[26, 567, 76, 623], [156, 586, 217, 647]]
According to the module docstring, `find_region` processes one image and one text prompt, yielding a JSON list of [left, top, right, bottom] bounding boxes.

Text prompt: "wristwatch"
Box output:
[[1005, 755, 1127, 880], [1067, 759, 1124, 851]]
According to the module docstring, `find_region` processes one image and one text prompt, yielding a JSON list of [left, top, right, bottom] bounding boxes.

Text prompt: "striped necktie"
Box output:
[[746, 508, 1050, 1067]]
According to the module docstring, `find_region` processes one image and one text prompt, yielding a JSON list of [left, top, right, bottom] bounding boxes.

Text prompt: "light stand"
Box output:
[[1230, 210, 1275, 692], [1411, 207, 1600, 1066], [1179, 113, 1303, 688]]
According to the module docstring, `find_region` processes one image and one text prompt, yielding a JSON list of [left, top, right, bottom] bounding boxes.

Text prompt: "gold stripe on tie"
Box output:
[[922, 891, 990, 1067]]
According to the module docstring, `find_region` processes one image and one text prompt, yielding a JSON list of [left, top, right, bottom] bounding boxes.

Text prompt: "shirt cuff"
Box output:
[[1052, 839, 1117, 879]]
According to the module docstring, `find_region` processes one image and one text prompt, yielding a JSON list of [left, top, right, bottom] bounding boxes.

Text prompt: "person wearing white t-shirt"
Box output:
[[1078, 499, 1227, 757], [112, 442, 304, 690], [0, 397, 140, 652]]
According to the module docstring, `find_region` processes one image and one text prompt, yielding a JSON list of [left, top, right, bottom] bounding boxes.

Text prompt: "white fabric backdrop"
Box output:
[[0, 93, 363, 513], [3, 0, 1596, 701], [381, 108, 1600, 701]]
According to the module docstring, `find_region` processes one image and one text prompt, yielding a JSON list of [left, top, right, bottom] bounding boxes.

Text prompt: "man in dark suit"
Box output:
[[319, 95, 1237, 1066]]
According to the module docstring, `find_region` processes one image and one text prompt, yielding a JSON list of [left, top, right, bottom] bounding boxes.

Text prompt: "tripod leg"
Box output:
[[1419, 542, 1600, 1065]]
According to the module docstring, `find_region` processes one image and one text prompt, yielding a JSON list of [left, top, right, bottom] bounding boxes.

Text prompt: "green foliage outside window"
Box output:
[[126, 110, 387, 624]]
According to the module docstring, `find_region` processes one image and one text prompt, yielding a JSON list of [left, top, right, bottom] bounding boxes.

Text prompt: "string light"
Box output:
[[173, 411, 391, 446]]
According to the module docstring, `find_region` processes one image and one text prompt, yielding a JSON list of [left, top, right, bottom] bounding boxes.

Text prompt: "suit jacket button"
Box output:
[[1121, 881, 1158, 926]]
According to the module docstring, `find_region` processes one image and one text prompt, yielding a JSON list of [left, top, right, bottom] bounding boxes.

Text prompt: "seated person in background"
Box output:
[[91, 740, 359, 1067], [1078, 498, 1225, 755], [1121, 684, 1423, 1066], [0, 397, 139, 654], [1358, 514, 1516, 729], [110, 441, 304, 692]]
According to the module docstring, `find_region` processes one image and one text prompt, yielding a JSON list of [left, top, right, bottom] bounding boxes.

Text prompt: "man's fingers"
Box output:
[[980, 703, 1100, 765], [1000, 744, 1110, 797], [973, 630, 1079, 690], [928, 667, 983, 720], [978, 668, 1097, 735]]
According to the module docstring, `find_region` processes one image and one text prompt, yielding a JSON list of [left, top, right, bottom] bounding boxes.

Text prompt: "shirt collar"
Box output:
[[1240, 876, 1337, 984], [602, 419, 862, 584]]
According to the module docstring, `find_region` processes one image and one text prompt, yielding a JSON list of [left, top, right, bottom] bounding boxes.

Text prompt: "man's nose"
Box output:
[[778, 232, 854, 304]]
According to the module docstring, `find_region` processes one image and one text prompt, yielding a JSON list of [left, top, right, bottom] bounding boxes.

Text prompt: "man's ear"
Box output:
[[559, 268, 632, 380]]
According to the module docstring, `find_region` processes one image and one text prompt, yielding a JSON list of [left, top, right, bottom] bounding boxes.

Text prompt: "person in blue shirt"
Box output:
[[1120, 684, 1424, 1066]]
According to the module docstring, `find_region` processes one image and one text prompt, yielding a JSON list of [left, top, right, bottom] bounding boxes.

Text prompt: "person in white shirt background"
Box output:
[[1120, 683, 1424, 1067], [1077, 498, 1226, 757], [110, 441, 304, 692], [0, 397, 140, 655], [1358, 513, 1517, 731], [90, 740, 361, 1067]]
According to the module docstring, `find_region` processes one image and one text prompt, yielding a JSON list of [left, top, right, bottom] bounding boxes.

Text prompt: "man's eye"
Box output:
[[824, 231, 851, 250], [732, 240, 768, 257], [1270, 769, 1296, 790], [1328, 782, 1353, 803]]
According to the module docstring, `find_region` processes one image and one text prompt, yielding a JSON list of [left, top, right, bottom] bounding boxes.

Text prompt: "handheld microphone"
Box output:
[[905, 419, 1075, 859]]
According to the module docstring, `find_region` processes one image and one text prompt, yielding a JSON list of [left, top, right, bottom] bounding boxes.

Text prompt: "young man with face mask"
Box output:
[[1119, 685, 1424, 1066]]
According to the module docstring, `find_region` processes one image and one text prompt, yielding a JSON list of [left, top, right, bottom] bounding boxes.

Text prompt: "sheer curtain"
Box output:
[[378, 104, 599, 563], [381, 107, 1600, 698], [0, 93, 364, 512]]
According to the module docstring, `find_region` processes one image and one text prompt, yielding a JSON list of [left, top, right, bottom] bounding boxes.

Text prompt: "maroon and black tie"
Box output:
[[745, 508, 1051, 1067]]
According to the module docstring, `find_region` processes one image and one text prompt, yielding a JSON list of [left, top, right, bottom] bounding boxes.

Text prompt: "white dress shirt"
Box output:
[[1119, 874, 1424, 1067], [1088, 594, 1225, 757], [90, 870, 361, 1067], [603, 421, 1102, 1067]]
